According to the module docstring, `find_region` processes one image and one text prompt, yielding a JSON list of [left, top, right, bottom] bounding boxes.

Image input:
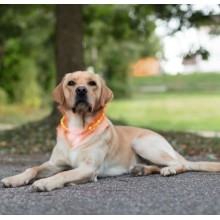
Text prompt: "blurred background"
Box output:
[[0, 4, 220, 155]]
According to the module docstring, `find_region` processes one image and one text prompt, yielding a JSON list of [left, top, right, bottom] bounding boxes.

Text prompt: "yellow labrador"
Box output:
[[2, 71, 220, 191]]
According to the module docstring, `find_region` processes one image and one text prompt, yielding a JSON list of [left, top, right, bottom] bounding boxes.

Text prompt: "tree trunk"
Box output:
[[52, 5, 84, 115]]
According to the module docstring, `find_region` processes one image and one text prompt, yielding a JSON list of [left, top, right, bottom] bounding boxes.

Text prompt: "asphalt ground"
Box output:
[[0, 154, 220, 215]]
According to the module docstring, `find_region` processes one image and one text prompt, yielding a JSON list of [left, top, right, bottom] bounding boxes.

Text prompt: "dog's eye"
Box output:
[[88, 81, 97, 86], [68, 80, 76, 86]]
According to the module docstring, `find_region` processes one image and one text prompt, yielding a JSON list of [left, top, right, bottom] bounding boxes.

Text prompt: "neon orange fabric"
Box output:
[[57, 107, 109, 148]]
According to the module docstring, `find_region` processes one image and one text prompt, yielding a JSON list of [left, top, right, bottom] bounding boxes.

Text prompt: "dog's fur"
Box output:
[[2, 71, 220, 191]]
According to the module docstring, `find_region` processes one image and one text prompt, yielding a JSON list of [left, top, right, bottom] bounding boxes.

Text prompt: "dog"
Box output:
[[2, 71, 220, 191]]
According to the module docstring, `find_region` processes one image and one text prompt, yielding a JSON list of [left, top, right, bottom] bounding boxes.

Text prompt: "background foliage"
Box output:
[[0, 5, 55, 106], [1, 4, 219, 105]]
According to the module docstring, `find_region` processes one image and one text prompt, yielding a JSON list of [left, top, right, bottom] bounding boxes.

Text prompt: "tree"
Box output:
[[51, 5, 84, 115], [56, 5, 83, 84]]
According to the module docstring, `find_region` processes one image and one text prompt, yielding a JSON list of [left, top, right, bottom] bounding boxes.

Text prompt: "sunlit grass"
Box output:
[[0, 104, 51, 125], [107, 93, 220, 132], [132, 72, 220, 93], [1, 93, 220, 132]]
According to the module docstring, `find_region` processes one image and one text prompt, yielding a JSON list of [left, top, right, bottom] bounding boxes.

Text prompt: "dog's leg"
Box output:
[[1, 161, 67, 188], [132, 134, 188, 176], [1, 142, 71, 188], [130, 164, 161, 176], [32, 165, 96, 191]]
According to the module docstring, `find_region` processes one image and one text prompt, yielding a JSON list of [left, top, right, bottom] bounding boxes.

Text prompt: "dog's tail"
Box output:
[[185, 160, 220, 172]]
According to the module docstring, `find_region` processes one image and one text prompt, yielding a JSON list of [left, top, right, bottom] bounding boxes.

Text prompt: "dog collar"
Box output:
[[60, 106, 106, 133], [57, 106, 109, 147]]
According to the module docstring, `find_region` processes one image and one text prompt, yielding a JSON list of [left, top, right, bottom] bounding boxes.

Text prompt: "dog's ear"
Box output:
[[52, 80, 65, 104], [100, 78, 113, 107]]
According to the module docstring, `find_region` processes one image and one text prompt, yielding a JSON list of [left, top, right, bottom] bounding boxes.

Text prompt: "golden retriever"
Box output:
[[2, 71, 220, 191]]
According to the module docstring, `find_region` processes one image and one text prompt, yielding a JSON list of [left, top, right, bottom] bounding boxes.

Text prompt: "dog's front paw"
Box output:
[[32, 178, 64, 192], [1, 175, 29, 188]]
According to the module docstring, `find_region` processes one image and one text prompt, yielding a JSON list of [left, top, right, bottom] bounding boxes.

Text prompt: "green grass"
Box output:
[[0, 104, 51, 125], [105, 73, 220, 132], [133, 72, 220, 93], [107, 93, 220, 132], [1, 93, 220, 132]]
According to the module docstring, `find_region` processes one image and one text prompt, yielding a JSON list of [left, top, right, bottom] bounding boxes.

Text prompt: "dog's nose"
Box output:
[[75, 86, 87, 95]]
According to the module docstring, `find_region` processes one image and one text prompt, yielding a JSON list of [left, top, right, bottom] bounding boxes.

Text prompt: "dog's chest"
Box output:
[[67, 139, 99, 168], [69, 148, 80, 168]]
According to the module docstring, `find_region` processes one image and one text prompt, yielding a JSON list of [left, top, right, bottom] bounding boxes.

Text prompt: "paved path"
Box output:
[[0, 154, 220, 214]]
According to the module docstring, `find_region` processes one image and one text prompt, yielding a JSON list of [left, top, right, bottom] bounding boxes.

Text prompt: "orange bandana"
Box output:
[[57, 107, 109, 148]]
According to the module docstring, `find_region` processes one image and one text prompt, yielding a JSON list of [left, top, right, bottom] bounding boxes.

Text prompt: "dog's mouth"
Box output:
[[72, 100, 93, 114]]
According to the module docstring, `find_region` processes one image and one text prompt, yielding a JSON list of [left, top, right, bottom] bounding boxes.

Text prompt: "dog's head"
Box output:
[[52, 71, 113, 114]]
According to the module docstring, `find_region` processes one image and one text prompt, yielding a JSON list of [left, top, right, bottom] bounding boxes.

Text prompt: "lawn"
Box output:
[[107, 93, 220, 132], [105, 73, 220, 132], [0, 104, 51, 126], [132, 72, 220, 93]]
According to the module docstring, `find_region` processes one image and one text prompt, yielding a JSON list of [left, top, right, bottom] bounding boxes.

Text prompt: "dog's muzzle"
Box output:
[[72, 86, 92, 113]]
